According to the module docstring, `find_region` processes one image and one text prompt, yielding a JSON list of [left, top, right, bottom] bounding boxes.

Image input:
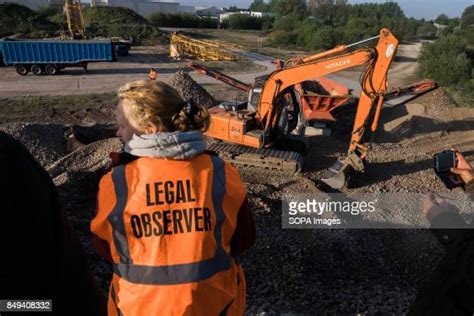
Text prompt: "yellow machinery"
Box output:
[[170, 33, 238, 61], [64, 0, 85, 39]]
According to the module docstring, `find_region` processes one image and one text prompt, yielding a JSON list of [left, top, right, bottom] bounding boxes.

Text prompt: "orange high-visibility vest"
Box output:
[[91, 154, 247, 316]]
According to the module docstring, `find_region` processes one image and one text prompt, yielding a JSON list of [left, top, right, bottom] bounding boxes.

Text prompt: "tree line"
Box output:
[[246, 0, 473, 105], [418, 5, 474, 105]]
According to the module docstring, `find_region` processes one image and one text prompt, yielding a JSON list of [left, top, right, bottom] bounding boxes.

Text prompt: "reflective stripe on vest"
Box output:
[[108, 155, 233, 285]]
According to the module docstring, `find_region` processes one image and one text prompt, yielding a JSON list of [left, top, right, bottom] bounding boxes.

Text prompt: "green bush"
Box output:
[[294, 20, 336, 51], [416, 22, 437, 38], [270, 30, 297, 47], [272, 0, 307, 17], [273, 14, 301, 32], [269, 1, 424, 51], [461, 5, 474, 29], [249, 0, 271, 12], [148, 12, 217, 28], [419, 34, 473, 86], [225, 14, 266, 30]]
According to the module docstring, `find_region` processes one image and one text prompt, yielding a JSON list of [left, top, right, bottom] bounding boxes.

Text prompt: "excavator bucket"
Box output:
[[322, 151, 365, 189], [321, 160, 352, 189]]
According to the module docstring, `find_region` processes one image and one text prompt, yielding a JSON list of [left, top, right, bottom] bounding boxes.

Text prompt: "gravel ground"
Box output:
[[1, 85, 473, 314]]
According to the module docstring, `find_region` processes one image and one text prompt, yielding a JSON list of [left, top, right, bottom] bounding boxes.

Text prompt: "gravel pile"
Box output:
[[418, 87, 458, 110], [0, 123, 69, 167], [167, 70, 218, 108]]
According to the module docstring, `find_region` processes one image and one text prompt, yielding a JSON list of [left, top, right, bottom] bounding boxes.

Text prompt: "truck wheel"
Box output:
[[31, 65, 43, 76], [45, 64, 58, 75], [16, 65, 29, 76]]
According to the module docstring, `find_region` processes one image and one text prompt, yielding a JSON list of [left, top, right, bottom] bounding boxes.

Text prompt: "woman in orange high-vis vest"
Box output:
[[91, 80, 256, 316]]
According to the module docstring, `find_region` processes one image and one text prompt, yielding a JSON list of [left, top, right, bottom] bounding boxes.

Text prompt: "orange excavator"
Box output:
[[195, 29, 430, 188]]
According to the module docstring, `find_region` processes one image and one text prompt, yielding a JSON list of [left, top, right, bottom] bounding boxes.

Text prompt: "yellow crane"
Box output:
[[64, 0, 85, 39], [170, 33, 238, 61]]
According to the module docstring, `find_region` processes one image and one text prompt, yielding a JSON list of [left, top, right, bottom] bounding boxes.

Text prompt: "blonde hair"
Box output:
[[117, 80, 210, 132]]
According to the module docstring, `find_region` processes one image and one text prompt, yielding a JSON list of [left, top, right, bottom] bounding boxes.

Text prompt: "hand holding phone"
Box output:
[[450, 151, 474, 184], [434, 150, 464, 190]]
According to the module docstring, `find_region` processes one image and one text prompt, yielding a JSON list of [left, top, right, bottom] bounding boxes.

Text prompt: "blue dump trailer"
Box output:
[[0, 39, 116, 75]]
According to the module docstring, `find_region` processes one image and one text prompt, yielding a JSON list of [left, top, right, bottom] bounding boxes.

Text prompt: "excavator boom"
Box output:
[[189, 62, 251, 92]]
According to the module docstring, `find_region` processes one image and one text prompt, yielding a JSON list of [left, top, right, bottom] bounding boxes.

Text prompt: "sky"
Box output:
[[82, 1, 473, 20]]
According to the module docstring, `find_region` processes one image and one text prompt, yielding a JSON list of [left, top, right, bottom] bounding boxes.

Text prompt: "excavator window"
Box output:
[[249, 88, 262, 111]]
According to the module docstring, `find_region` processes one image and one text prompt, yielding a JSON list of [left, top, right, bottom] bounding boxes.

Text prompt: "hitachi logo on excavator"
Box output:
[[325, 59, 351, 69]]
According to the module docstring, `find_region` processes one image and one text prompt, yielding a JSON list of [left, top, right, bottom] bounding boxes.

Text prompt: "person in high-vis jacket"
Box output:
[[91, 80, 256, 316]]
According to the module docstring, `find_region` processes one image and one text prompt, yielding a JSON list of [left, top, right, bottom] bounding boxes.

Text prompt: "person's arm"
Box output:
[[423, 192, 473, 248], [230, 196, 256, 257]]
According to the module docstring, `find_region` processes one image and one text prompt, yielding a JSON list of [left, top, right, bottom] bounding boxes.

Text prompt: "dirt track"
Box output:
[[1, 40, 474, 314]]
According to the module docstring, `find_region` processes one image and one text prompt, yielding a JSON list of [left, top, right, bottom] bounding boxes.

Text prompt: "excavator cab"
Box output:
[[247, 75, 268, 111], [248, 87, 262, 111]]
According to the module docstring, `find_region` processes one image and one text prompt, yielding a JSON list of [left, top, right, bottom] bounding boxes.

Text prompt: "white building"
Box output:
[[251, 11, 272, 18], [0, 0, 62, 10], [219, 11, 272, 23]]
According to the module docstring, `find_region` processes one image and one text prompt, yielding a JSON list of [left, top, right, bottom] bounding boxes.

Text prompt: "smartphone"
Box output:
[[435, 151, 456, 172], [434, 150, 463, 189]]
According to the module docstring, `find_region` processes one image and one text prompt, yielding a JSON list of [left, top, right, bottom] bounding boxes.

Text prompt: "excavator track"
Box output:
[[206, 142, 304, 174]]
